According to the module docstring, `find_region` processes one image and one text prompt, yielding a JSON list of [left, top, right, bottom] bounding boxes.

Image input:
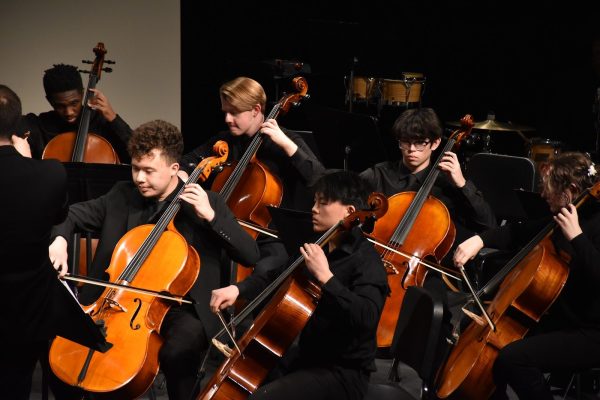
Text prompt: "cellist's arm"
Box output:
[[261, 121, 325, 186], [186, 190, 259, 266], [557, 204, 600, 283]]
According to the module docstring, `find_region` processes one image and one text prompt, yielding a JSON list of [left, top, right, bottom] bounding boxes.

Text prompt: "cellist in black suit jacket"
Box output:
[[0, 85, 69, 399], [49, 120, 260, 400]]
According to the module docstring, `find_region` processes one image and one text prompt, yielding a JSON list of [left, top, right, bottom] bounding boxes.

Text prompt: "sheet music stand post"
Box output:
[[62, 162, 131, 294], [307, 106, 389, 173]]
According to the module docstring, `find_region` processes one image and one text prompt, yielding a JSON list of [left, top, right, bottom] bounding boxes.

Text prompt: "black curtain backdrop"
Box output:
[[181, 1, 599, 161]]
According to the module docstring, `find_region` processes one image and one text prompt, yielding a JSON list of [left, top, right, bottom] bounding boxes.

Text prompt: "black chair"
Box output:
[[465, 152, 537, 225], [365, 286, 450, 400], [464, 153, 539, 290]]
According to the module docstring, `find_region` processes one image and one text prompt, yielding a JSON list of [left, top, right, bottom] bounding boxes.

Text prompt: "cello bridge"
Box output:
[[383, 260, 399, 274], [105, 298, 128, 313]]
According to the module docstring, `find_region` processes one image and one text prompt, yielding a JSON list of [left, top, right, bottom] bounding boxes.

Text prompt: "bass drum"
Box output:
[[528, 138, 562, 166], [351, 76, 378, 103]]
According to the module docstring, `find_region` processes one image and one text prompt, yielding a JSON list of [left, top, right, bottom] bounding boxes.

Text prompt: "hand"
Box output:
[[11, 133, 31, 158], [260, 119, 298, 157], [49, 236, 69, 277], [88, 88, 117, 122], [299, 243, 333, 285], [453, 235, 484, 268], [438, 151, 466, 188], [210, 285, 240, 313], [179, 183, 215, 221], [554, 204, 582, 241]]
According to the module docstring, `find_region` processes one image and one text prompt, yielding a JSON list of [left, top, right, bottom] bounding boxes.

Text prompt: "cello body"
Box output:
[[200, 273, 320, 400], [49, 224, 200, 399], [198, 193, 389, 400], [212, 159, 283, 236], [43, 131, 120, 163], [212, 160, 283, 282], [436, 237, 568, 399], [42, 42, 119, 164], [48, 142, 229, 398], [369, 192, 455, 348]]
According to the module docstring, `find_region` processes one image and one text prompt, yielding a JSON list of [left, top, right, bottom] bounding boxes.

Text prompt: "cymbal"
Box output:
[[446, 119, 534, 132]]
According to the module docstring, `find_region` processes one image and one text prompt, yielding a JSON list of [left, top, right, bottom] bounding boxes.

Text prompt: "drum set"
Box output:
[[347, 72, 426, 111], [446, 116, 562, 167]]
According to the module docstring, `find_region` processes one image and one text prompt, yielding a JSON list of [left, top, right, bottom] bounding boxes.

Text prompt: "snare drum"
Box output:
[[352, 76, 377, 102], [381, 72, 425, 106], [528, 138, 562, 164]]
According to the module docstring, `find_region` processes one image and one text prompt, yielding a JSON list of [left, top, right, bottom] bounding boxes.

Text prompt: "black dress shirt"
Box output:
[[180, 129, 325, 211], [479, 200, 600, 328], [237, 227, 389, 371], [17, 110, 132, 162], [360, 160, 497, 244], [52, 179, 260, 337]]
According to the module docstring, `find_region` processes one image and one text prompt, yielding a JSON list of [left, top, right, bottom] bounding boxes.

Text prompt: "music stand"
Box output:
[[307, 106, 388, 173], [63, 162, 131, 205], [514, 189, 551, 219], [62, 162, 132, 284], [52, 278, 112, 352], [267, 206, 317, 256]]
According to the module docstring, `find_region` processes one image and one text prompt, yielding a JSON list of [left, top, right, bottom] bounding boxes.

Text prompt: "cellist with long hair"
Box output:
[[453, 152, 600, 399], [47, 120, 259, 400]]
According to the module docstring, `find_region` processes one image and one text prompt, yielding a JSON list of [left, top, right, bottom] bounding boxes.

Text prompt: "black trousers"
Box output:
[[159, 305, 208, 400], [247, 365, 369, 400], [0, 340, 47, 400], [492, 327, 600, 399]]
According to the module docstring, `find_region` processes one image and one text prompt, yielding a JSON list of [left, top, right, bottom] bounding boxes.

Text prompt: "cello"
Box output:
[[211, 76, 309, 282], [369, 115, 474, 349], [43, 42, 120, 164], [48, 142, 228, 399], [198, 192, 388, 400], [436, 182, 600, 399]]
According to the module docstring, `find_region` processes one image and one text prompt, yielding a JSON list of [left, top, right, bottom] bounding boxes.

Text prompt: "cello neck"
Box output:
[[72, 75, 98, 162], [218, 102, 283, 201], [389, 137, 456, 246], [118, 158, 224, 283]]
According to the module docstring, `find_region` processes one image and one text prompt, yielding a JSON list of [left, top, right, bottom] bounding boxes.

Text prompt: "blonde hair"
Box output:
[[219, 77, 266, 113]]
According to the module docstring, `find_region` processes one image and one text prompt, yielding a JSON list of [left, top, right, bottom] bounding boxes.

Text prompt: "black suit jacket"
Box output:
[[0, 146, 68, 342], [52, 180, 260, 337]]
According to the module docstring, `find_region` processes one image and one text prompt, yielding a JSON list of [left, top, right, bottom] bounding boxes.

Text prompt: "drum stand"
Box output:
[[346, 56, 358, 113]]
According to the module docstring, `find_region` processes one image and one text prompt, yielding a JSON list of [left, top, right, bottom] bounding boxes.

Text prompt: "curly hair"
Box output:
[[220, 77, 266, 113], [127, 120, 183, 164], [43, 64, 84, 97], [0, 85, 22, 140], [540, 152, 598, 198]]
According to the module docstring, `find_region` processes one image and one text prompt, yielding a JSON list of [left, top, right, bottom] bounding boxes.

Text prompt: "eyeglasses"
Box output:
[[398, 140, 431, 151]]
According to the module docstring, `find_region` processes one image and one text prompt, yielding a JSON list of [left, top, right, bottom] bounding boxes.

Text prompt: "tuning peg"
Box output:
[[102, 67, 113, 73], [78, 69, 91, 74], [82, 60, 93, 64], [104, 60, 116, 65]]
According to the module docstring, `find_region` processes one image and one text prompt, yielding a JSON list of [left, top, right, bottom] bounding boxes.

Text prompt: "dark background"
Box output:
[[181, 1, 600, 167]]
